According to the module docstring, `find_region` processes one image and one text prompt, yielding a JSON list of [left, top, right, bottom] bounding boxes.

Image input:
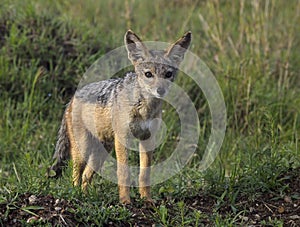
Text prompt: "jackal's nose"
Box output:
[[157, 87, 165, 96]]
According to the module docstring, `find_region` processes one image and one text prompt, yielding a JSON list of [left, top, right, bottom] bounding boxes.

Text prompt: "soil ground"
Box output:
[[1, 168, 299, 226]]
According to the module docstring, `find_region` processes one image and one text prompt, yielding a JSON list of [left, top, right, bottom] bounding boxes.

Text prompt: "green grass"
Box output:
[[0, 0, 300, 226]]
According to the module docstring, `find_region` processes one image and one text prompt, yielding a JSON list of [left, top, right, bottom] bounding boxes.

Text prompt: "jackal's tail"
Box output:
[[48, 111, 70, 178]]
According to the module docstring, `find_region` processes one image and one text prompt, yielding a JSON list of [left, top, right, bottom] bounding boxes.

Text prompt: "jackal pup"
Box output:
[[50, 30, 191, 204]]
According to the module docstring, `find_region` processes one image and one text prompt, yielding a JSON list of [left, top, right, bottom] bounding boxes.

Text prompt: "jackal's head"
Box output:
[[125, 30, 191, 98]]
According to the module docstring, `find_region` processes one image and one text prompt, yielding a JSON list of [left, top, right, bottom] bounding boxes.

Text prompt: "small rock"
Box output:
[[254, 214, 261, 220], [284, 195, 292, 203], [54, 199, 60, 206], [28, 195, 38, 205], [55, 206, 62, 211], [239, 216, 249, 222], [27, 216, 38, 223], [289, 215, 300, 220], [278, 206, 285, 213]]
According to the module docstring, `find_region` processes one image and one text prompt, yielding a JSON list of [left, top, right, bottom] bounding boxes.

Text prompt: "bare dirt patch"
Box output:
[[1, 168, 299, 226]]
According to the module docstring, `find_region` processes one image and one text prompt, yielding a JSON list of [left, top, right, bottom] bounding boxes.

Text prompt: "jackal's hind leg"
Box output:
[[81, 139, 108, 191], [81, 165, 95, 191], [71, 148, 85, 187], [69, 127, 89, 188]]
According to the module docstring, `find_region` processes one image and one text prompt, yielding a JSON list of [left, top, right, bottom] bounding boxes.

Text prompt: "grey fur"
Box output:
[[74, 72, 136, 106]]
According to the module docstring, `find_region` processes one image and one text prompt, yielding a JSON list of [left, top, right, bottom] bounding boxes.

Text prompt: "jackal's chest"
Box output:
[[129, 119, 153, 140], [126, 99, 162, 140]]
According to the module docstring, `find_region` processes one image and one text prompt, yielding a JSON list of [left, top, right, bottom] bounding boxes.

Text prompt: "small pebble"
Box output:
[[289, 215, 300, 220], [27, 216, 38, 223], [28, 195, 37, 205], [284, 195, 292, 203], [278, 206, 285, 213], [240, 216, 249, 222], [55, 206, 62, 211], [54, 199, 60, 206]]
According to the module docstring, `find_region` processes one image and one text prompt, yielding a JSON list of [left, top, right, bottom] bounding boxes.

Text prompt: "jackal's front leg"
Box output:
[[139, 140, 154, 201], [115, 135, 131, 204]]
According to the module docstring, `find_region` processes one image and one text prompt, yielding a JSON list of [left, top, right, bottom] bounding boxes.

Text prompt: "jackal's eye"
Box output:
[[145, 71, 153, 78], [165, 71, 173, 78]]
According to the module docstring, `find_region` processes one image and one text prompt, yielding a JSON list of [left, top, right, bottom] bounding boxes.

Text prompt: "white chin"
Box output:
[[154, 93, 165, 98], [146, 90, 165, 98]]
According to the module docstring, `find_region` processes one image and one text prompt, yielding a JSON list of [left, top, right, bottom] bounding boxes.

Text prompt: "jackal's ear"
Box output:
[[125, 30, 150, 64], [165, 31, 191, 65]]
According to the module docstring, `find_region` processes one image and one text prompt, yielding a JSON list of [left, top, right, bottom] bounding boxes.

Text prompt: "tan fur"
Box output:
[[50, 30, 191, 204]]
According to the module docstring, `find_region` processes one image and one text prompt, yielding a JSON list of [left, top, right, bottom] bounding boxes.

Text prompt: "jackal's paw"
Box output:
[[140, 195, 155, 205], [120, 197, 131, 205], [143, 197, 156, 207]]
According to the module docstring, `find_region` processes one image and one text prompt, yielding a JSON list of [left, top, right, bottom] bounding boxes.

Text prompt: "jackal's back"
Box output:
[[75, 72, 137, 106]]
